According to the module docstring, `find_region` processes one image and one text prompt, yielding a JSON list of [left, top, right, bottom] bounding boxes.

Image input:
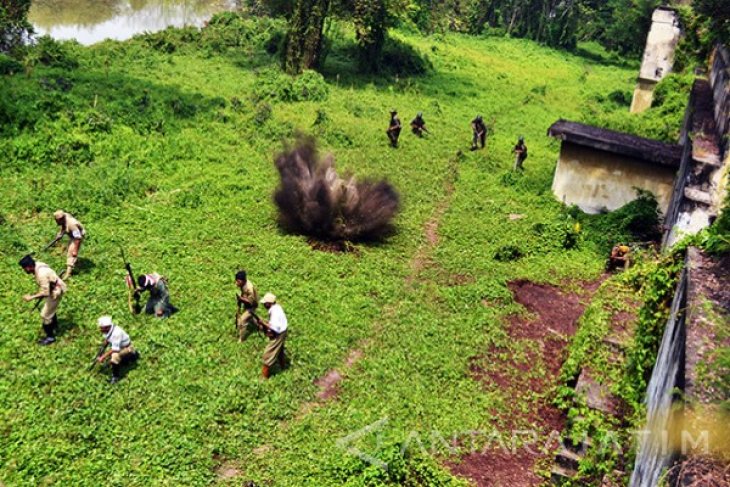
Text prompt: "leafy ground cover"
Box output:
[[0, 17, 665, 485]]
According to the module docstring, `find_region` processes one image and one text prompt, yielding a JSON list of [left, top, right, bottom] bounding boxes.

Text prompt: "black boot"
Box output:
[[38, 323, 56, 346], [110, 364, 121, 384]]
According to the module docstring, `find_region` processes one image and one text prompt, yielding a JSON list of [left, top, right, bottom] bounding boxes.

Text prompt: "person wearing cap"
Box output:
[[19, 254, 67, 345], [51, 210, 86, 278], [134, 273, 173, 318], [96, 316, 139, 384], [512, 136, 528, 170], [471, 115, 487, 151], [410, 112, 428, 137], [386, 109, 402, 148], [235, 270, 259, 342], [257, 293, 288, 379]]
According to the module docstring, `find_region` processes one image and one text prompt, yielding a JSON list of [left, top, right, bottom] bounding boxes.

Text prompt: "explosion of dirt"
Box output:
[[273, 135, 400, 242]]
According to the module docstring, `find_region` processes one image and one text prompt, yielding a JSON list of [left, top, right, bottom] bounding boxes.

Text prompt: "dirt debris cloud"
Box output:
[[273, 135, 400, 242]]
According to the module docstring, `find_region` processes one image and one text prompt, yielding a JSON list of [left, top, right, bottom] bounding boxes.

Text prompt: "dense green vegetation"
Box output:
[[0, 12, 700, 487]]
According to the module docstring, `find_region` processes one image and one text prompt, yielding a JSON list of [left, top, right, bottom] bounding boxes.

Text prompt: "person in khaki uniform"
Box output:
[[257, 293, 288, 379], [608, 244, 631, 271], [19, 254, 67, 345], [51, 210, 86, 278], [235, 270, 259, 342], [96, 316, 139, 384]]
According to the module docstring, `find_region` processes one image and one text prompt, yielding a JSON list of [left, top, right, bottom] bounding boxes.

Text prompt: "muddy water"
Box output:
[[29, 0, 238, 45]]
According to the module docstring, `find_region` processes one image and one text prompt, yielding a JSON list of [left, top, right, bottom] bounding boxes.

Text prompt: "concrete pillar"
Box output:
[[630, 7, 681, 114]]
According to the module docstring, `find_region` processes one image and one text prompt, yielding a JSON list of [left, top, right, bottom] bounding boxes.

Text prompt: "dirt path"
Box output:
[[297, 153, 462, 412], [450, 278, 605, 486]]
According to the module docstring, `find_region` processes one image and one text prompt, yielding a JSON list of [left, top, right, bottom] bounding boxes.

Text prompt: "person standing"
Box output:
[[471, 115, 487, 151], [386, 110, 402, 148], [95, 316, 139, 384], [512, 136, 528, 170], [410, 112, 428, 137], [235, 270, 259, 342], [19, 254, 67, 345], [50, 210, 86, 278], [257, 293, 288, 379]]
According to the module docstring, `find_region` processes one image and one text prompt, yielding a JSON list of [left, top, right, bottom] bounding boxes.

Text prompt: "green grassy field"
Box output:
[[0, 21, 640, 485]]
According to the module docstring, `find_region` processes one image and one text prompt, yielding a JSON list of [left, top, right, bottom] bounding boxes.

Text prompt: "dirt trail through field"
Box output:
[[449, 277, 605, 486], [298, 153, 462, 413]]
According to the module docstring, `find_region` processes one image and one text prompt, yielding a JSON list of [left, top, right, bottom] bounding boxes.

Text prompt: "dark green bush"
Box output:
[[381, 37, 432, 75], [581, 189, 662, 254], [252, 68, 329, 102], [0, 53, 22, 74], [29, 36, 79, 69]]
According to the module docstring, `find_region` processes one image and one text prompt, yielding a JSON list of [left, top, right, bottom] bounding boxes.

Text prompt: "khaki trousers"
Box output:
[[111, 345, 136, 365]]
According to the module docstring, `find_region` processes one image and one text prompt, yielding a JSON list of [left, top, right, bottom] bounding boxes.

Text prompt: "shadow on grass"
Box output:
[[572, 44, 639, 70]]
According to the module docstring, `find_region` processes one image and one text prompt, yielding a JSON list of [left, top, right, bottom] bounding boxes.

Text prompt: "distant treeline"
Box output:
[[247, 0, 728, 61]]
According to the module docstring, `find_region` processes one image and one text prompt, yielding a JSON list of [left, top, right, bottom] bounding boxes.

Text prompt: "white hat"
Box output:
[[261, 293, 276, 305], [53, 210, 65, 220], [97, 316, 113, 328]]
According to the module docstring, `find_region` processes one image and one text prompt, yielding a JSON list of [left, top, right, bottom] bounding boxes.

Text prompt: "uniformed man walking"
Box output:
[[134, 273, 174, 318], [50, 210, 86, 278], [386, 109, 402, 147], [257, 293, 288, 379], [471, 115, 487, 151], [96, 316, 139, 384], [235, 270, 259, 342], [512, 136, 528, 170], [19, 254, 67, 345], [410, 112, 428, 137]]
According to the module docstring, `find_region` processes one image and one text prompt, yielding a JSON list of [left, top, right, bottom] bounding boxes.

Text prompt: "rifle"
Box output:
[[88, 340, 108, 371], [42, 236, 62, 252], [120, 246, 140, 315]]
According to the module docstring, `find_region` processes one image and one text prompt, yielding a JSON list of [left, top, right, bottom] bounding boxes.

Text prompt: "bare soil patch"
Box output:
[[453, 277, 604, 486]]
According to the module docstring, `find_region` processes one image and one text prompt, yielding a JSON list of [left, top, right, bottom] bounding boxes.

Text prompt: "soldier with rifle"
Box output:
[[47, 210, 86, 278], [471, 115, 487, 151], [19, 254, 67, 345], [512, 136, 528, 170], [235, 270, 259, 342], [410, 112, 428, 137], [257, 293, 288, 379], [93, 316, 139, 384], [386, 109, 402, 148], [134, 272, 174, 318]]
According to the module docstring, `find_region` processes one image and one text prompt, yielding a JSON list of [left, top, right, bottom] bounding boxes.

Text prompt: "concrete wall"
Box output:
[[551, 142, 676, 214], [631, 8, 681, 114]]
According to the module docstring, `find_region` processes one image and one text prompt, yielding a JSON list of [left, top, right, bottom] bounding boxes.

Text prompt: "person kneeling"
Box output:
[[96, 316, 139, 384], [135, 273, 175, 318], [257, 293, 288, 379]]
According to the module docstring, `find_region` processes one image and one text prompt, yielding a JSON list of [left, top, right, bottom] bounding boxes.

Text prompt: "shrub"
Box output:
[[28, 36, 79, 69], [0, 53, 22, 74], [252, 68, 329, 102]]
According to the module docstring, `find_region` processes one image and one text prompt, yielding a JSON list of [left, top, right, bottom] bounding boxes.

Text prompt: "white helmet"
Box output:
[[97, 316, 113, 328]]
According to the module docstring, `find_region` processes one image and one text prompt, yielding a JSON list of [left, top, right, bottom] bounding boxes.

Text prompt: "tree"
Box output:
[[694, 0, 730, 44], [284, 0, 331, 74], [0, 0, 32, 54], [353, 0, 388, 72]]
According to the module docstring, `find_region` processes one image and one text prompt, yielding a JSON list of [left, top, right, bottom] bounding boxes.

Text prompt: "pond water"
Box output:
[[29, 0, 238, 45]]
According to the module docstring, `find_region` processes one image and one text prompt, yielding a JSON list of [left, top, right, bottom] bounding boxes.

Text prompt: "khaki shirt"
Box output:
[[58, 213, 85, 240], [239, 280, 258, 309], [35, 262, 67, 297]]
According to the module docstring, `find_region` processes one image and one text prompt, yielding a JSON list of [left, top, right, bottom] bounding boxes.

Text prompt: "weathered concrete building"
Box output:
[[548, 120, 682, 214], [630, 7, 682, 113]]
